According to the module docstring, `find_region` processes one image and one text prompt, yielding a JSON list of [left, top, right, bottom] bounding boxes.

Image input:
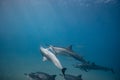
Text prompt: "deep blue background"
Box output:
[[0, 0, 120, 80]]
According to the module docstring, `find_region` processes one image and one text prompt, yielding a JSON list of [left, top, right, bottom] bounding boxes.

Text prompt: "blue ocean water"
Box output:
[[0, 0, 120, 80]]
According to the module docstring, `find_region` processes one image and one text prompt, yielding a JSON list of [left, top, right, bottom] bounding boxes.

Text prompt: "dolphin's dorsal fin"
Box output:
[[52, 75, 56, 78], [42, 56, 48, 61], [111, 68, 115, 73], [92, 62, 95, 66], [50, 75, 56, 80], [77, 75, 82, 78], [66, 45, 73, 51]]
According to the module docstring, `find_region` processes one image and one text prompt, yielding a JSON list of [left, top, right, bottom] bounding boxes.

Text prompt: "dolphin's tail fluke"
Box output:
[[62, 68, 67, 76]]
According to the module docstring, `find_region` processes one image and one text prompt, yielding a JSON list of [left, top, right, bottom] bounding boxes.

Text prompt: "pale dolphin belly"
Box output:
[[47, 50, 63, 69], [42, 48, 63, 69]]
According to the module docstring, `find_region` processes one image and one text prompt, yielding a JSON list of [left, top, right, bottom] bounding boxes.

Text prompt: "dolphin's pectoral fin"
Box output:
[[42, 56, 48, 61]]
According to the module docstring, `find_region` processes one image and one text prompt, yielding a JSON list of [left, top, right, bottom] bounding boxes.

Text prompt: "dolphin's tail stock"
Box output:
[[62, 68, 67, 76]]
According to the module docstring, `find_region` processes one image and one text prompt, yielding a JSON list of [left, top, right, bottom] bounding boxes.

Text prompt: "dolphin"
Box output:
[[24, 72, 39, 80], [48, 45, 88, 64], [73, 62, 114, 73], [60, 74, 83, 80], [40, 46, 67, 76], [24, 72, 56, 80]]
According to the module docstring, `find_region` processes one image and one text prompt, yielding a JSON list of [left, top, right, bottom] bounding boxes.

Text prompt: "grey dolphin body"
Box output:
[[61, 74, 83, 80], [74, 62, 114, 73], [24, 72, 56, 80], [48, 45, 88, 64]]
